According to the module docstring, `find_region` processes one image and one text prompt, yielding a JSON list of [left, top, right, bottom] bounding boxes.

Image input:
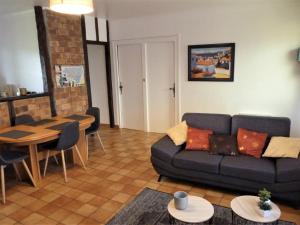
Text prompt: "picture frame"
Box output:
[[54, 65, 85, 88], [188, 43, 235, 82]]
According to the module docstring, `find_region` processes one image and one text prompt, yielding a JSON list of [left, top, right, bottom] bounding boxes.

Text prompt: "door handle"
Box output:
[[169, 83, 175, 98], [119, 82, 123, 95]]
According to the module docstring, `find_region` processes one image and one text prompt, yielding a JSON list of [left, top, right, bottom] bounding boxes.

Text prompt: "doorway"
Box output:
[[87, 44, 110, 124], [113, 35, 179, 133]]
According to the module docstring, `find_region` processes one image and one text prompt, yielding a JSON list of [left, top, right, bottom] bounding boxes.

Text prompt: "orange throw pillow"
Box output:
[[186, 127, 213, 151], [237, 128, 268, 158]]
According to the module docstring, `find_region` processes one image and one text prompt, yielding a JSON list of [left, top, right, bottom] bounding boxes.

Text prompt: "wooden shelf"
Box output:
[[0, 93, 49, 103]]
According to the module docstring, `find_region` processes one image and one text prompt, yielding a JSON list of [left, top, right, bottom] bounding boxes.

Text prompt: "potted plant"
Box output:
[[258, 188, 272, 217]]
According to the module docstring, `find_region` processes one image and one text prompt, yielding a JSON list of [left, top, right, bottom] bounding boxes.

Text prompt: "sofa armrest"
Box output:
[[151, 135, 184, 163]]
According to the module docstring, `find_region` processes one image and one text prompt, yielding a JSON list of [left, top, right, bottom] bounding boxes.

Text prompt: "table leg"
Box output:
[[73, 130, 88, 166], [28, 144, 41, 186]]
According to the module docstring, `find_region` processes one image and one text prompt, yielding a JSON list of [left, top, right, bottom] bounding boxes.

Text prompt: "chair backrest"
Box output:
[[0, 154, 7, 165], [15, 114, 34, 125], [86, 107, 100, 132], [57, 121, 80, 150]]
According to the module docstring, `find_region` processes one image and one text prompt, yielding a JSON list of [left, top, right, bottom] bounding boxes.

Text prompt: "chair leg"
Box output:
[[96, 131, 105, 151], [53, 155, 59, 165], [74, 145, 87, 170], [12, 163, 22, 181], [1, 166, 5, 204], [86, 135, 89, 160], [61, 150, 68, 183], [21, 160, 36, 187], [43, 151, 50, 177]]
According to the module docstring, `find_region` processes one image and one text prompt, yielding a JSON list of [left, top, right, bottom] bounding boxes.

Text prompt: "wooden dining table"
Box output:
[[0, 114, 95, 186]]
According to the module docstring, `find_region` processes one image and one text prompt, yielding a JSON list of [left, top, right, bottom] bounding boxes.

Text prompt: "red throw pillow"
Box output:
[[237, 128, 268, 158], [186, 127, 213, 151]]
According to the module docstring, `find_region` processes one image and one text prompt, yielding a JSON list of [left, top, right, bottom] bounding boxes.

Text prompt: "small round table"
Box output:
[[231, 195, 281, 225], [167, 195, 214, 224]]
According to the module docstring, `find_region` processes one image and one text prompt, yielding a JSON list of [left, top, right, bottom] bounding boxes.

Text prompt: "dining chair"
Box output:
[[15, 114, 60, 165], [0, 148, 36, 204], [41, 121, 86, 183], [86, 107, 105, 152], [14, 114, 35, 125]]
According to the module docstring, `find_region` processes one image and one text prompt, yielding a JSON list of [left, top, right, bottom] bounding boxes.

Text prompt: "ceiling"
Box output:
[[0, 0, 299, 19]]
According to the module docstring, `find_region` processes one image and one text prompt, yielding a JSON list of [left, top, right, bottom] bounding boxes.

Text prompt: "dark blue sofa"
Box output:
[[151, 113, 300, 207]]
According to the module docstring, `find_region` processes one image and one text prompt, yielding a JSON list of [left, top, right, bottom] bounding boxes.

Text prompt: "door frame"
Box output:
[[112, 34, 181, 132]]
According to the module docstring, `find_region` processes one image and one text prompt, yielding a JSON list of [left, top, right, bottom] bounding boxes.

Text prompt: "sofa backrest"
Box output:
[[231, 115, 291, 137], [182, 113, 231, 135]]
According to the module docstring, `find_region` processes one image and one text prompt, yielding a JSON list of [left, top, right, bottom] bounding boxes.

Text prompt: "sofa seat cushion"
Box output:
[[220, 155, 276, 184], [172, 150, 223, 174], [276, 157, 300, 183]]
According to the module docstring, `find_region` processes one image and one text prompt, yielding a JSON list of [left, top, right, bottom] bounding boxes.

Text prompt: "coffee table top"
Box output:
[[167, 195, 214, 223], [231, 195, 281, 223]]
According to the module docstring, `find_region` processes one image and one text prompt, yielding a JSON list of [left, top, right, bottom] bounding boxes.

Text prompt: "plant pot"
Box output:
[[259, 209, 272, 218]]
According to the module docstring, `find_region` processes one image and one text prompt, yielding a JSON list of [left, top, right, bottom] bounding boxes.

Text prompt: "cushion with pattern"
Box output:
[[237, 128, 268, 158], [209, 135, 239, 156], [186, 127, 213, 151]]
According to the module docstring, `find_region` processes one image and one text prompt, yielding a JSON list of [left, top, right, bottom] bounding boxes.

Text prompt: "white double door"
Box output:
[[116, 37, 178, 133]]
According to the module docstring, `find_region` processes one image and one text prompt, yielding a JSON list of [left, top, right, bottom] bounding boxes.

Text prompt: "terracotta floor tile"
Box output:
[[90, 208, 114, 223], [61, 213, 84, 225], [38, 217, 59, 225], [76, 193, 96, 203], [49, 208, 72, 221], [63, 199, 85, 212], [51, 195, 73, 207], [121, 184, 142, 195], [88, 196, 108, 207], [101, 200, 122, 212], [21, 212, 45, 225], [41, 192, 61, 203], [0, 202, 22, 216], [79, 217, 100, 225], [9, 207, 32, 221], [0, 217, 16, 225], [37, 202, 60, 217], [107, 174, 123, 182], [75, 203, 98, 217], [111, 192, 131, 203]]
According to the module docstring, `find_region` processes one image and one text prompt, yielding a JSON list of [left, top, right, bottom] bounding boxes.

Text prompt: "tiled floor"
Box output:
[[1, 127, 299, 225]]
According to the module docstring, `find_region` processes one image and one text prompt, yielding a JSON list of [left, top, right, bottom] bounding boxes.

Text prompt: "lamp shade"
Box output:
[[50, 0, 94, 15]]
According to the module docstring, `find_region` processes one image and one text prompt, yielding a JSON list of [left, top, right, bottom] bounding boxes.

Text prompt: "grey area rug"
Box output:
[[106, 188, 295, 225]]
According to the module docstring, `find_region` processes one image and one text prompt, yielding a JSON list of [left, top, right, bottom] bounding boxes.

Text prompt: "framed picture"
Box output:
[[54, 65, 85, 88], [188, 43, 235, 81]]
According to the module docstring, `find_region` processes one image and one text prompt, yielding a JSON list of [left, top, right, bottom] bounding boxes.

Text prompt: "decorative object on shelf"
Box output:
[[55, 65, 85, 88], [297, 48, 300, 61], [188, 43, 235, 81], [258, 188, 272, 218], [49, 0, 94, 15]]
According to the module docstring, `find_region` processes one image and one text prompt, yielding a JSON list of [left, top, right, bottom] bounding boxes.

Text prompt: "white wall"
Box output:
[[109, 0, 300, 135], [0, 9, 44, 93], [87, 44, 110, 124]]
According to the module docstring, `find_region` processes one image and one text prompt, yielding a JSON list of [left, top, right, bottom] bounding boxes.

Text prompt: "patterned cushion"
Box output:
[[186, 127, 213, 151], [209, 135, 239, 156], [237, 128, 268, 158], [166, 121, 188, 146]]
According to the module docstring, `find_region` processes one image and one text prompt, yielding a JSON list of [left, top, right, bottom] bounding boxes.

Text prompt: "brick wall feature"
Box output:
[[0, 102, 10, 128], [45, 10, 88, 115], [13, 96, 52, 121]]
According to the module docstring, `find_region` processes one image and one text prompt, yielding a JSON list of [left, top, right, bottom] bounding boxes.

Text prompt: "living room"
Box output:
[[0, 0, 299, 224]]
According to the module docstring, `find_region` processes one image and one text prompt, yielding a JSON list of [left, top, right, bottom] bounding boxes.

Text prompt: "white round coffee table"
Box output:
[[167, 195, 214, 224], [231, 195, 281, 224]]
